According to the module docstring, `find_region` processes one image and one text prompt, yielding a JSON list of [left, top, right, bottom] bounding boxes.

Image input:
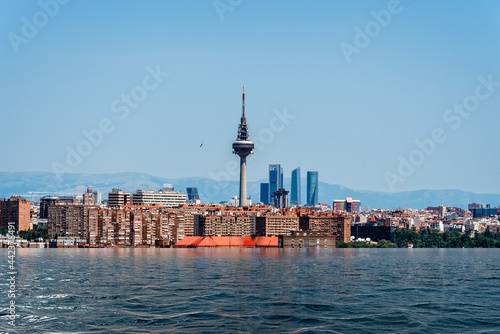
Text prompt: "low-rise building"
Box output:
[[132, 185, 186, 207], [279, 230, 336, 248], [333, 197, 360, 213], [108, 189, 130, 207]]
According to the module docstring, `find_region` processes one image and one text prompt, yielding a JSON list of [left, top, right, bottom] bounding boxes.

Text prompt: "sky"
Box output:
[[1, 0, 500, 194]]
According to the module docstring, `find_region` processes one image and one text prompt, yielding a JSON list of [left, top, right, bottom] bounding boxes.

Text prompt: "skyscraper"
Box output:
[[306, 171, 319, 206], [269, 164, 283, 204], [186, 187, 200, 200], [273, 188, 289, 209], [232, 86, 254, 207], [186, 187, 201, 204], [290, 167, 301, 206], [260, 183, 270, 205]]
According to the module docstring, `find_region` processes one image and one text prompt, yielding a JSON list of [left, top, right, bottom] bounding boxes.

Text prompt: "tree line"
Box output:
[[394, 228, 500, 248], [0, 225, 48, 241], [337, 228, 500, 248]]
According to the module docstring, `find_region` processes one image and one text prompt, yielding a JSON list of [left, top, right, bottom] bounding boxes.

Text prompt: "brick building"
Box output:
[[195, 214, 253, 236], [0, 196, 30, 231], [299, 214, 352, 242], [47, 204, 91, 239], [256, 215, 300, 236]]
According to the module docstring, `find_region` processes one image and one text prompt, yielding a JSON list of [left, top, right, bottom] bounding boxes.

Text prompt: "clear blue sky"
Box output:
[[1, 0, 499, 193]]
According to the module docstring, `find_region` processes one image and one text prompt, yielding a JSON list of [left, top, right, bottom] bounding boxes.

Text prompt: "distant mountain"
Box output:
[[0, 171, 499, 209]]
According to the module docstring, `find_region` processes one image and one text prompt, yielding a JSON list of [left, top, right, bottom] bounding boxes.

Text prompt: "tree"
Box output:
[[19, 225, 49, 241], [393, 228, 500, 248], [377, 239, 397, 248]]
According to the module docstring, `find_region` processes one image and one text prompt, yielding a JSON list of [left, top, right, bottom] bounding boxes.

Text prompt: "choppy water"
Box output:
[[1, 248, 500, 333]]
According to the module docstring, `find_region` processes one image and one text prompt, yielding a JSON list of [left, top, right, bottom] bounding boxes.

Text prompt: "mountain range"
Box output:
[[0, 172, 499, 209]]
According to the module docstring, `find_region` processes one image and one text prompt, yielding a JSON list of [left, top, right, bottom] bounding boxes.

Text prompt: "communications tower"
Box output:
[[232, 86, 254, 207]]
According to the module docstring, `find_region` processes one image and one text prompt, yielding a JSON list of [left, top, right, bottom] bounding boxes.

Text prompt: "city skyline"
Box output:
[[3, 2, 500, 333], [1, 1, 500, 195]]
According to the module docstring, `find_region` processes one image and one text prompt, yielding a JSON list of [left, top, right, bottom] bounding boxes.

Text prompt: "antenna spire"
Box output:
[[242, 85, 245, 118]]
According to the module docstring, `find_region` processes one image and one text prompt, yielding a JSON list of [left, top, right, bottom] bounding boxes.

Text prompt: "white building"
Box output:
[[230, 196, 252, 207], [93, 190, 102, 204], [429, 221, 444, 231], [132, 185, 186, 207]]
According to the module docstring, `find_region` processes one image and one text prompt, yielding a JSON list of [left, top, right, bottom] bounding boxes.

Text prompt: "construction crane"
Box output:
[[11, 192, 49, 202]]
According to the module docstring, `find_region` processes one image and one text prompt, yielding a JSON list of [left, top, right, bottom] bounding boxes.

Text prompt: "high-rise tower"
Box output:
[[269, 164, 283, 204], [291, 167, 301, 206], [307, 171, 319, 206], [232, 86, 254, 207]]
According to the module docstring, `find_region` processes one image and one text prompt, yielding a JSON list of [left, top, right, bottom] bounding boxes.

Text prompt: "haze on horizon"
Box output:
[[1, 0, 499, 194]]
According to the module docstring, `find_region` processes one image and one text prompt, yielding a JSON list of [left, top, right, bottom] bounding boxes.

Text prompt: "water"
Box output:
[[1, 248, 500, 333]]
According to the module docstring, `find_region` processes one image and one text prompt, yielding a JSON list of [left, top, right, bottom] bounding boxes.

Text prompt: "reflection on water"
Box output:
[[1, 248, 499, 333]]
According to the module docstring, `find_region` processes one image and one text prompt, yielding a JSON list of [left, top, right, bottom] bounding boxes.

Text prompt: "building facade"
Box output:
[[299, 214, 351, 243], [108, 189, 130, 207], [195, 214, 253, 236], [290, 167, 301, 206], [306, 171, 319, 206], [279, 231, 336, 248], [333, 197, 361, 213], [49, 204, 187, 246], [132, 185, 186, 207], [0, 196, 30, 231], [186, 187, 200, 200], [269, 164, 283, 204], [47, 204, 90, 239], [273, 188, 289, 209], [40, 196, 60, 219], [256, 215, 299, 236], [45, 203, 352, 247], [83, 186, 95, 205], [471, 208, 498, 218], [260, 183, 270, 205]]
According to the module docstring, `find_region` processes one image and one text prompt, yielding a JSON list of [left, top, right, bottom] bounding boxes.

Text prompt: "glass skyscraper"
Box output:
[[260, 183, 270, 205], [186, 187, 200, 200], [269, 164, 283, 204], [306, 171, 318, 205], [290, 167, 301, 206]]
